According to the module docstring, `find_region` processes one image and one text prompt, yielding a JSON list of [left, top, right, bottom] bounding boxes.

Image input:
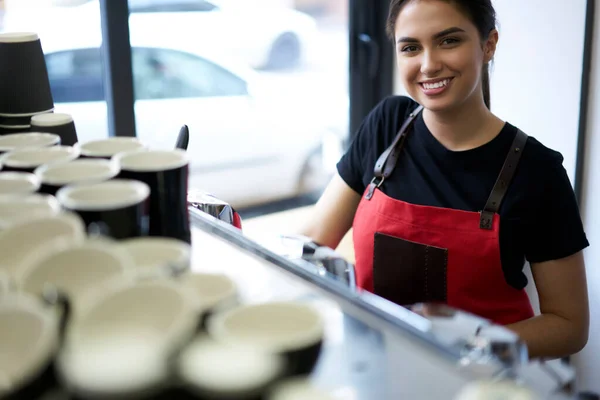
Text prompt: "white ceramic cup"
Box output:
[[0, 292, 60, 398], [57, 279, 199, 398], [77, 138, 145, 159], [0, 193, 61, 230], [0, 212, 86, 278], [0, 171, 40, 195], [16, 239, 136, 314]]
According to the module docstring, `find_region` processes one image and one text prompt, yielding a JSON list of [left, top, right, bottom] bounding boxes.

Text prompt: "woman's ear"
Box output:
[[483, 29, 499, 63]]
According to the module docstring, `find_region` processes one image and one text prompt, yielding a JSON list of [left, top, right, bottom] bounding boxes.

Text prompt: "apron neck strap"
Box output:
[[365, 104, 424, 200], [479, 129, 528, 229]]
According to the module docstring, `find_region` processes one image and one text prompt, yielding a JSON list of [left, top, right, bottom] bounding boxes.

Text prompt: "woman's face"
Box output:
[[394, 0, 497, 112]]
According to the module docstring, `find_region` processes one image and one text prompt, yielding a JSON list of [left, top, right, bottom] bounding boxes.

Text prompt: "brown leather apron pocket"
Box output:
[[373, 232, 448, 306]]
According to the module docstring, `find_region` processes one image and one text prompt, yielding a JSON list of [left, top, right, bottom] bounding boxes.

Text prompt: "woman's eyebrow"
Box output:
[[396, 27, 466, 44]]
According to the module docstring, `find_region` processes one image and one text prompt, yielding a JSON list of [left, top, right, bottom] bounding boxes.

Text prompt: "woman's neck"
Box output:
[[422, 98, 505, 152]]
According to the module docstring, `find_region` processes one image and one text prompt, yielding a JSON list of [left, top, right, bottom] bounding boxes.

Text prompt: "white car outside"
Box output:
[[40, 27, 342, 208], [2, 0, 318, 70]]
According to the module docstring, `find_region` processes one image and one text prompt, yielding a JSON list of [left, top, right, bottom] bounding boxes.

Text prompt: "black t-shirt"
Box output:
[[337, 95, 589, 290]]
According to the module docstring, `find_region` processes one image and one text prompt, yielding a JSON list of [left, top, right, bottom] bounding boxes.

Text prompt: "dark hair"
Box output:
[[386, 0, 497, 109]]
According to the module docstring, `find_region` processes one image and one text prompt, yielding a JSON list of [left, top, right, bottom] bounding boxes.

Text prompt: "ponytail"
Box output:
[[482, 63, 491, 110]]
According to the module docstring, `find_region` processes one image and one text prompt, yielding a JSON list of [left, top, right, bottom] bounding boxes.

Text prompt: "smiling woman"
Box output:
[[301, 0, 590, 360]]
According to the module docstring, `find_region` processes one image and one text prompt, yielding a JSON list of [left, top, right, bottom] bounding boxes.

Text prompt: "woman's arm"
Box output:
[[506, 251, 589, 359], [299, 173, 362, 250]]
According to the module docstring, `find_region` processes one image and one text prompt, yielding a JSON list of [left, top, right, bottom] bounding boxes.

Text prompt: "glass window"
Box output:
[[128, 0, 218, 13], [45, 48, 105, 103], [124, 0, 350, 214], [132, 47, 248, 100]]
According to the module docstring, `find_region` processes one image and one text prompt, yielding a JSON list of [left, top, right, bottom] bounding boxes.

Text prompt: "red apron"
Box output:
[[352, 106, 534, 325]]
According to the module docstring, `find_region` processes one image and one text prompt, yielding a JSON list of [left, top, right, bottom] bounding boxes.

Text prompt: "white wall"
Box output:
[[490, 0, 587, 183], [575, 0, 600, 393]]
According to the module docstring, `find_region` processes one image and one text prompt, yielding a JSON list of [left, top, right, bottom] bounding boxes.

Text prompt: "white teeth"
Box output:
[[423, 79, 450, 90]]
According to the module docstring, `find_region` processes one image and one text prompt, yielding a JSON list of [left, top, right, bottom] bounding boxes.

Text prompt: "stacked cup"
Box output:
[[0, 32, 54, 135], [0, 30, 329, 399]]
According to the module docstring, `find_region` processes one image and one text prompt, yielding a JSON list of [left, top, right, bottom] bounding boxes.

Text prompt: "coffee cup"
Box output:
[[34, 158, 120, 196], [115, 149, 190, 243], [207, 302, 324, 376], [0, 172, 40, 195], [268, 379, 337, 400], [0, 32, 54, 117], [30, 113, 78, 146], [0, 145, 79, 173], [16, 239, 136, 315], [0, 193, 61, 230], [177, 336, 285, 400], [116, 236, 191, 279], [56, 179, 150, 239], [76, 137, 145, 159], [0, 292, 62, 399], [0, 132, 60, 155], [56, 279, 199, 399], [180, 273, 239, 329], [0, 212, 86, 278]]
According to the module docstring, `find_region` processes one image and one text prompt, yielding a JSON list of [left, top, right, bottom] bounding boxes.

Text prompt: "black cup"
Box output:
[[176, 336, 285, 400], [56, 179, 150, 239], [0, 171, 40, 195], [0, 32, 54, 116], [76, 137, 145, 159], [115, 149, 191, 244], [30, 113, 78, 146], [0, 132, 60, 155], [0, 125, 30, 136], [0, 145, 79, 173], [34, 158, 120, 196], [207, 302, 325, 377]]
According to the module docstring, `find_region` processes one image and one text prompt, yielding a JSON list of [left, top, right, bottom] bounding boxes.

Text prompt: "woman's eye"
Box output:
[[441, 37, 460, 46], [401, 45, 419, 53]]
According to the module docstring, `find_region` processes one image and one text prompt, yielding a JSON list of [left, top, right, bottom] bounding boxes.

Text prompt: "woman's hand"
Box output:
[[506, 251, 589, 359], [299, 173, 362, 250]]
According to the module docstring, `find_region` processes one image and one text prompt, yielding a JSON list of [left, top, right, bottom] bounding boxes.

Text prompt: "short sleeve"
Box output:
[[524, 157, 589, 263], [336, 98, 388, 195]]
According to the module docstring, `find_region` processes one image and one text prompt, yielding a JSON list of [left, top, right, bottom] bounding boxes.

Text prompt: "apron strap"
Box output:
[[479, 129, 528, 230], [365, 104, 424, 200]]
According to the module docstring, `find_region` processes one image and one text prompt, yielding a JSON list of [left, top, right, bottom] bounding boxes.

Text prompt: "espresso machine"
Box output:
[[189, 192, 597, 400]]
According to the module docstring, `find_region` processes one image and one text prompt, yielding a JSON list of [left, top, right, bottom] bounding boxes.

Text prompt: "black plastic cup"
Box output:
[[0, 114, 31, 135], [0, 32, 54, 116], [76, 138, 145, 159], [0, 145, 79, 173], [207, 302, 325, 377], [0, 125, 30, 136], [0, 132, 60, 155], [0, 171, 40, 196], [30, 113, 78, 146], [56, 179, 150, 239], [34, 158, 120, 196], [114, 149, 191, 244]]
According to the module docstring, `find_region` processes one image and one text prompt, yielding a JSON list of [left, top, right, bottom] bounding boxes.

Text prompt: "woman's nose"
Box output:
[[420, 50, 443, 76]]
